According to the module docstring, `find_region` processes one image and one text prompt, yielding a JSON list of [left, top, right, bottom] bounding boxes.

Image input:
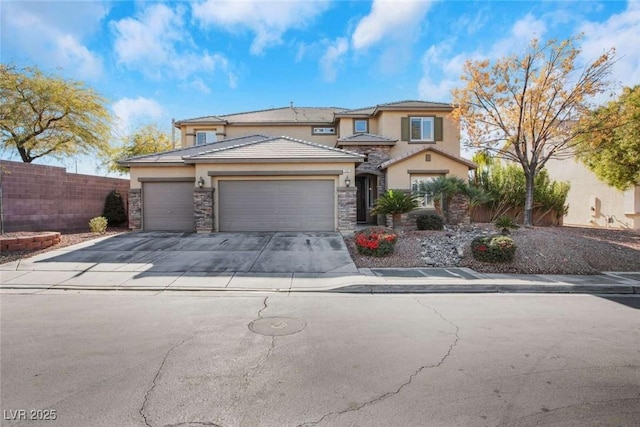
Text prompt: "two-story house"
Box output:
[[121, 100, 477, 232]]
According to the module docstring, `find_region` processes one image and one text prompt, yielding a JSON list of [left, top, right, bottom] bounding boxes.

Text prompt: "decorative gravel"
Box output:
[[0, 229, 128, 265], [345, 225, 640, 274]]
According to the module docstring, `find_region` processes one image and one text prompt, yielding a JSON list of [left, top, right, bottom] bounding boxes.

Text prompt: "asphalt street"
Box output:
[[1, 293, 639, 427]]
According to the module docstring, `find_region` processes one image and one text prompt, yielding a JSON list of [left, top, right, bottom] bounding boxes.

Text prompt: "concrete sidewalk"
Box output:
[[2, 233, 639, 294], [2, 262, 639, 294]]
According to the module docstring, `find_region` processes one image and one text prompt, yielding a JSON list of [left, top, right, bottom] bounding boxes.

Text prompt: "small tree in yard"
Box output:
[[575, 85, 640, 191], [103, 190, 127, 227], [370, 189, 419, 229], [452, 36, 615, 227]]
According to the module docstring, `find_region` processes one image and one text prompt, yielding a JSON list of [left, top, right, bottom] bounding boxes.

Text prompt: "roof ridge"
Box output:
[[220, 105, 345, 117]]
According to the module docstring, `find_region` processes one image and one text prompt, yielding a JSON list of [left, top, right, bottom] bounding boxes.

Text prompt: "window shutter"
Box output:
[[401, 117, 409, 141], [434, 117, 443, 141]]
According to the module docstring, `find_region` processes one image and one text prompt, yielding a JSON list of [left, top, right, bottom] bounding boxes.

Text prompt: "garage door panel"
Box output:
[[143, 182, 194, 232], [219, 180, 334, 232]]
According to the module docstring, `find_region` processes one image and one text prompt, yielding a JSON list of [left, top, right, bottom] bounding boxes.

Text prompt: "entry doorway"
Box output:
[[356, 174, 378, 224]]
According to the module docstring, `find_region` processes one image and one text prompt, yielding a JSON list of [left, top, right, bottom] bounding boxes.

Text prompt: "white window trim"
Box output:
[[410, 117, 435, 142]]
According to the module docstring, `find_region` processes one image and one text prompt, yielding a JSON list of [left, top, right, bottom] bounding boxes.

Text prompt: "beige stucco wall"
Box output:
[[386, 151, 470, 189], [129, 166, 195, 189], [179, 125, 225, 148], [194, 161, 354, 232], [545, 157, 640, 229], [179, 124, 337, 147], [373, 111, 460, 158], [338, 117, 379, 136]]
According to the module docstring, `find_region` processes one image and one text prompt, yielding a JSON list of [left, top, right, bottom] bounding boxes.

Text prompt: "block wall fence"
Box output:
[[0, 160, 130, 232]]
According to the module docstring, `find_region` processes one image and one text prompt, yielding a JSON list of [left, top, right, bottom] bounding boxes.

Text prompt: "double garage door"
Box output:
[[142, 180, 335, 232], [219, 180, 335, 232]]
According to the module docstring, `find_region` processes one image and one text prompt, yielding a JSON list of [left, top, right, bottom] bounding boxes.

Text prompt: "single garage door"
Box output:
[[219, 180, 335, 231], [143, 182, 194, 231]]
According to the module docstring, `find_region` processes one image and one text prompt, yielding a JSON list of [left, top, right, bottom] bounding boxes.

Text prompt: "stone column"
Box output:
[[194, 187, 215, 233], [128, 189, 142, 230], [337, 186, 357, 231], [447, 193, 471, 225]]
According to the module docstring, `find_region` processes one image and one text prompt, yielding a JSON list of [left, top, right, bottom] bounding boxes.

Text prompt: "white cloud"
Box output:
[[418, 13, 548, 102], [112, 97, 165, 135], [0, 0, 107, 79], [320, 38, 349, 82], [192, 0, 331, 55], [351, 0, 434, 50], [111, 3, 237, 85], [579, 1, 640, 91]]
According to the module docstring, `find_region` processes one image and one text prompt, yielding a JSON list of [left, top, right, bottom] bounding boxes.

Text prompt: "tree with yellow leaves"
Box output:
[[452, 36, 615, 227], [0, 64, 113, 163]]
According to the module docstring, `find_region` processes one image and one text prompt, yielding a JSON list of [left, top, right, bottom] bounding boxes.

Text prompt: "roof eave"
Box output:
[[185, 157, 362, 164]]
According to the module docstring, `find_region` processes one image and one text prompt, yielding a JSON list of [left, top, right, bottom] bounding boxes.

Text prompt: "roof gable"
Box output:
[[337, 100, 453, 117], [337, 133, 397, 145], [184, 136, 364, 163], [379, 146, 477, 170]]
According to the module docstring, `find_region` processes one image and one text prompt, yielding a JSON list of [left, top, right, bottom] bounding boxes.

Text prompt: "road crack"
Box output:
[[139, 332, 207, 427], [257, 296, 269, 318], [297, 299, 460, 427]]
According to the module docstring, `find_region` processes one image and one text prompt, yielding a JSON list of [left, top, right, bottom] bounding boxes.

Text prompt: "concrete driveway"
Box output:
[[8, 232, 357, 274]]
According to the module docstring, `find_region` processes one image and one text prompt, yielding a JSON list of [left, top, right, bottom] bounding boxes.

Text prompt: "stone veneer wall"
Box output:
[[341, 145, 392, 226], [194, 188, 215, 232], [128, 189, 142, 230], [446, 194, 471, 224], [337, 187, 357, 231]]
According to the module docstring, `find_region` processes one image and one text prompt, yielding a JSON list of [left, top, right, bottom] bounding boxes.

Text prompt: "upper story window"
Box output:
[[312, 127, 336, 135], [354, 119, 368, 133], [410, 117, 434, 142], [196, 131, 217, 145], [401, 116, 443, 143]]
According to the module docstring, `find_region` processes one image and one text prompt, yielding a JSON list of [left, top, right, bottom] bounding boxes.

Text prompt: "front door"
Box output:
[[356, 176, 367, 222]]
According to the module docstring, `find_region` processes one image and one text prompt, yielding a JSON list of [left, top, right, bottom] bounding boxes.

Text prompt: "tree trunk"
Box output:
[[523, 171, 535, 227]]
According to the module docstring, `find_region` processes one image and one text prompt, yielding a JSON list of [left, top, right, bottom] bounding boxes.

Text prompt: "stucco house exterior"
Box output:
[[120, 100, 477, 232], [545, 156, 640, 230]]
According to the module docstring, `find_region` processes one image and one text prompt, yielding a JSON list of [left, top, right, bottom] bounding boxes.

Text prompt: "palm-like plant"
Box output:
[[370, 189, 419, 228]]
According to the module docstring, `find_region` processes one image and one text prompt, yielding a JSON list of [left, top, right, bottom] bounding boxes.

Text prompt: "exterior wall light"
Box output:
[[197, 176, 205, 188], [345, 177, 351, 187]]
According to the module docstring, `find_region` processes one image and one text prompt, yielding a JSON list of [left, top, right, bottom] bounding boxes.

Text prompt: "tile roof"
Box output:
[[336, 133, 397, 145], [378, 145, 477, 169], [118, 135, 271, 165], [337, 100, 453, 116], [220, 106, 343, 124], [184, 136, 364, 162], [174, 115, 227, 125]]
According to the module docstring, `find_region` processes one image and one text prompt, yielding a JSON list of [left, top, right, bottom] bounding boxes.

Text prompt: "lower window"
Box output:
[[410, 176, 437, 208]]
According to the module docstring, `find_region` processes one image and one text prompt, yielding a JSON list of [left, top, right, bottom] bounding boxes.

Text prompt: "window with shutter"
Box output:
[[402, 116, 444, 143]]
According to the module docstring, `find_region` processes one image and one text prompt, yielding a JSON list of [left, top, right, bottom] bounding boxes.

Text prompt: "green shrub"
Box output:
[[471, 235, 516, 263], [494, 216, 519, 235], [354, 227, 398, 257], [416, 213, 444, 230], [89, 216, 108, 234], [103, 190, 127, 226]]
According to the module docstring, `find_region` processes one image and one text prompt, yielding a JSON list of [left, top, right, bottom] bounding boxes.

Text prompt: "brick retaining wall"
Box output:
[[0, 232, 61, 251], [1, 160, 130, 232]]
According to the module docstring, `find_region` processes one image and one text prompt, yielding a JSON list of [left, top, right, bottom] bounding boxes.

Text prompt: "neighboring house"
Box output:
[[545, 157, 640, 230], [120, 100, 477, 232]]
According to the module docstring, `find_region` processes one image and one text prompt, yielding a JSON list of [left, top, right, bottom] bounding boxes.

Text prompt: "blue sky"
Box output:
[[2, 0, 639, 175]]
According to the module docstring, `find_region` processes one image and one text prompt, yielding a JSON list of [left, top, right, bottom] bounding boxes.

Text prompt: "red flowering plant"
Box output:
[[354, 227, 398, 257], [471, 235, 516, 262]]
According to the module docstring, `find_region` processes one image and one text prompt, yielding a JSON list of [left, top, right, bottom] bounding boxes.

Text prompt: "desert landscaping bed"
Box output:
[[345, 225, 640, 275], [0, 229, 128, 265]]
